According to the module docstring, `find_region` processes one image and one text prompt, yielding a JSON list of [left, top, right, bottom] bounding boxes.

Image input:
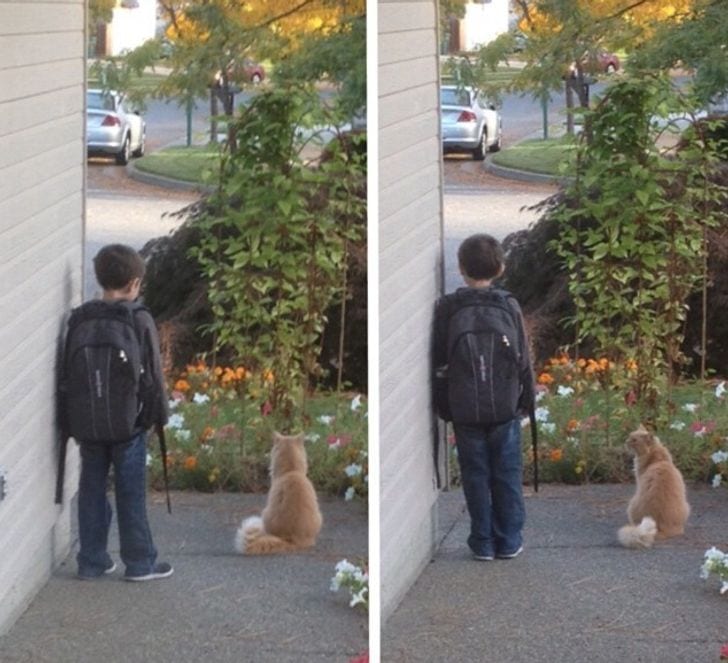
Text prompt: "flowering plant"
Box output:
[[720, 643, 728, 660], [711, 448, 728, 489], [700, 547, 728, 595], [330, 559, 368, 611]]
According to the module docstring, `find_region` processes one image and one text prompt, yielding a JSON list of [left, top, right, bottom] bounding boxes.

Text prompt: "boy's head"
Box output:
[[94, 244, 145, 300], [457, 234, 505, 282]]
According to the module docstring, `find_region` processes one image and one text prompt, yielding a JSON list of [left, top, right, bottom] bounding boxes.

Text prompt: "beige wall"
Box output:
[[379, 0, 444, 620], [0, 1, 85, 634]]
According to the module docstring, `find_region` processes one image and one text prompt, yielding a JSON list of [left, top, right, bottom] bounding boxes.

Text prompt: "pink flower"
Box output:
[[327, 433, 352, 448], [624, 390, 637, 406], [720, 643, 728, 660], [690, 420, 716, 437], [350, 653, 369, 663], [261, 401, 273, 416], [214, 423, 238, 440], [171, 390, 186, 401]]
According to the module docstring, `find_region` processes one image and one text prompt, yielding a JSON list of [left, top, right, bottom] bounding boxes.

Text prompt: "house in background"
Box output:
[[91, 0, 156, 57], [0, 2, 85, 634], [379, 0, 445, 619], [444, 0, 509, 53]]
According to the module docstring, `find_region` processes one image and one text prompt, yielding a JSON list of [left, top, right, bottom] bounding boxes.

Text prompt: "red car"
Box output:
[[597, 51, 620, 73]]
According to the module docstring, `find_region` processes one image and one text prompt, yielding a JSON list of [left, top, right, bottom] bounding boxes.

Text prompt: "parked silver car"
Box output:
[[441, 85, 502, 160], [86, 89, 145, 165]]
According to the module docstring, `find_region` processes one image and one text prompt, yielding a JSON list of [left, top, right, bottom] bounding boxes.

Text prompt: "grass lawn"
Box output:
[[134, 144, 222, 184], [491, 135, 577, 176]]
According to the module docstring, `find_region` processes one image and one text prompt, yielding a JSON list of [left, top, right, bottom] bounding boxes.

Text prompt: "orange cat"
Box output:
[[235, 431, 323, 555], [618, 425, 690, 549]]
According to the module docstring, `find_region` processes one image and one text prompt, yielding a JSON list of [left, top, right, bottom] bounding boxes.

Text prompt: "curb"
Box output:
[[125, 160, 213, 193], [485, 159, 568, 185]]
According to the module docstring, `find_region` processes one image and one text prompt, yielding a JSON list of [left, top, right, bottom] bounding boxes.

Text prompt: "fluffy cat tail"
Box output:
[[618, 516, 657, 549], [234, 516, 297, 555]]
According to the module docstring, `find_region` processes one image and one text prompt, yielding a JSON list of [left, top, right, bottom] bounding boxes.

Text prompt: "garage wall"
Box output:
[[379, 0, 444, 620], [0, 1, 85, 634]]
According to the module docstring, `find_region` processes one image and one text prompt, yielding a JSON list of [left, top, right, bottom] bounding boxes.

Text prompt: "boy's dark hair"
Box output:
[[457, 234, 504, 280], [93, 244, 145, 290]]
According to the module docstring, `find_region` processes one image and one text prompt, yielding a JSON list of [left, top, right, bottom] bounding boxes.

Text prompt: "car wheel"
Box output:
[[489, 127, 502, 153], [115, 135, 131, 165], [251, 73, 262, 84], [132, 129, 145, 158], [472, 130, 487, 161]]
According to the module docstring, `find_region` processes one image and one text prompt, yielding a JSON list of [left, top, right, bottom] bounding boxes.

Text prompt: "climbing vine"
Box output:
[[552, 75, 727, 420], [190, 86, 366, 431]]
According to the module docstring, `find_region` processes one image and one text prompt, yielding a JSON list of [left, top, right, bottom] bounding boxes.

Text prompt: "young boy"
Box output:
[[65, 244, 172, 581], [433, 234, 535, 561]]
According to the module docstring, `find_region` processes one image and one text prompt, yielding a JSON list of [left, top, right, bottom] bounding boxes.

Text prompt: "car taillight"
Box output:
[[457, 110, 477, 122], [101, 115, 120, 127]]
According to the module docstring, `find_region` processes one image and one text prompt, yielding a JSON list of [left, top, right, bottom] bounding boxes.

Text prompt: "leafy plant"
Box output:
[[551, 75, 728, 419], [189, 86, 366, 432]]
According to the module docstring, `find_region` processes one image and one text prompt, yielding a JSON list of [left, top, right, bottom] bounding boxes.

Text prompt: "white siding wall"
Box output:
[[0, 1, 85, 635], [379, 0, 444, 620]]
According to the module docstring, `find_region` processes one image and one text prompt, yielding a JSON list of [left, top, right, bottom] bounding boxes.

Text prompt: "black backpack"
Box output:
[[55, 300, 171, 511], [445, 288, 523, 425], [61, 300, 147, 443]]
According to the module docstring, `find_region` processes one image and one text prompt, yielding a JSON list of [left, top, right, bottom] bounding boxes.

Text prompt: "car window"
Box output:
[[87, 92, 116, 111], [441, 88, 471, 107]]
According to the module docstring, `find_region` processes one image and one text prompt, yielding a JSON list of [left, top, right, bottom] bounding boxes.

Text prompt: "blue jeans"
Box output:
[[453, 419, 525, 557], [77, 432, 158, 577]]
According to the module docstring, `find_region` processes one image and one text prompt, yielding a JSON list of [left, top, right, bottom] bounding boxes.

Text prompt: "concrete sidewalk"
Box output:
[[0, 492, 368, 663], [384, 484, 727, 662]]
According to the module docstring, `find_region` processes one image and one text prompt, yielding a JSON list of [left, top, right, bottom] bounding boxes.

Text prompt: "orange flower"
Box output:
[[549, 448, 563, 462], [183, 456, 198, 471], [174, 379, 191, 392], [576, 358, 587, 368], [214, 366, 224, 377], [538, 372, 555, 385], [201, 426, 215, 441], [235, 366, 248, 380], [625, 359, 638, 372], [599, 358, 609, 370], [262, 369, 274, 383], [566, 419, 580, 433]]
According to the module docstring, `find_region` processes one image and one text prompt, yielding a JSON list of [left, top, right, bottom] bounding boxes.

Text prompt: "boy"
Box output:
[[433, 233, 535, 561], [61, 244, 172, 581]]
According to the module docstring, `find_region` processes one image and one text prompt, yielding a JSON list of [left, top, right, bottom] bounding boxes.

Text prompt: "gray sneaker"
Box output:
[[124, 562, 174, 582], [496, 546, 523, 560], [78, 561, 116, 580]]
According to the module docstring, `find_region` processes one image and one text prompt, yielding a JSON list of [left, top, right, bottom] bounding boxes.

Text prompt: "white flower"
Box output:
[[344, 463, 363, 477], [350, 394, 363, 411], [176, 429, 192, 442], [304, 433, 321, 443], [557, 385, 574, 397], [682, 403, 698, 413], [534, 407, 551, 422], [716, 381, 726, 398], [200, 444, 213, 453], [541, 422, 557, 434], [193, 392, 210, 404], [318, 415, 335, 425], [535, 390, 547, 402], [704, 547, 726, 563], [146, 453, 152, 466], [168, 399, 180, 410], [711, 450, 728, 464], [349, 587, 368, 608], [721, 581, 728, 595], [344, 486, 356, 501], [669, 421, 686, 431], [335, 559, 357, 575], [166, 413, 185, 430], [712, 474, 723, 488]]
